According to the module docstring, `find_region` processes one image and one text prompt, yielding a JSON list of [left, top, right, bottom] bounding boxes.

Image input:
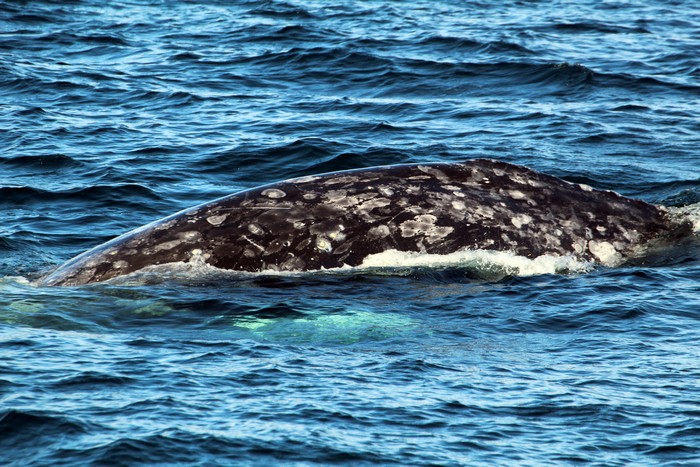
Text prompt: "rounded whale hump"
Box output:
[[39, 159, 694, 286]]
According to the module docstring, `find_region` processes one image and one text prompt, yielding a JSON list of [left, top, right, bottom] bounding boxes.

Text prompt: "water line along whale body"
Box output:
[[40, 159, 692, 286]]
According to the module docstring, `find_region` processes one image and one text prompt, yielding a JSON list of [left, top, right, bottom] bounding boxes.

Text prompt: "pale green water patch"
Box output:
[[235, 309, 419, 345]]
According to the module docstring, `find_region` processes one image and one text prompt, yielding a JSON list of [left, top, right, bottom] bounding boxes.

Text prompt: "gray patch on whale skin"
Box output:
[[39, 159, 694, 286]]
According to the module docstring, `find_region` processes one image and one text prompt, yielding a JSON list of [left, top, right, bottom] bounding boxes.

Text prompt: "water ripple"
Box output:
[[2, 0, 700, 464]]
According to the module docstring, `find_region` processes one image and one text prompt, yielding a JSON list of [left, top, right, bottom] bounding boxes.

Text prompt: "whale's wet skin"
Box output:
[[40, 159, 692, 286]]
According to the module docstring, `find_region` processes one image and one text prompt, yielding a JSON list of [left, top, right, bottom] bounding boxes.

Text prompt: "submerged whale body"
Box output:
[[40, 159, 692, 286]]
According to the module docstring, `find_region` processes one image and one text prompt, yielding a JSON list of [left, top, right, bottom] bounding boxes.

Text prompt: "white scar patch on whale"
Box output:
[[206, 214, 227, 226], [153, 240, 182, 252], [377, 186, 394, 197], [587, 240, 622, 265], [323, 189, 347, 203], [153, 230, 201, 251], [316, 237, 332, 252], [511, 214, 533, 228], [399, 214, 453, 244], [451, 200, 466, 210], [261, 188, 286, 199], [399, 214, 437, 237], [248, 223, 264, 235], [368, 224, 391, 238], [417, 165, 449, 181]]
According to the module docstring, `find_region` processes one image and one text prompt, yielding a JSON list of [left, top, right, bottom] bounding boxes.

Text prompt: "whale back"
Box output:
[[40, 159, 687, 286]]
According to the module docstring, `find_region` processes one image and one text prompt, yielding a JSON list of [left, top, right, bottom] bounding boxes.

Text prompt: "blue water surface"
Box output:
[[2, 0, 700, 465]]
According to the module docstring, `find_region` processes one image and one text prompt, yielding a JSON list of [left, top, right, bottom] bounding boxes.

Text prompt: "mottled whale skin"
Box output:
[[40, 159, 691, 286]]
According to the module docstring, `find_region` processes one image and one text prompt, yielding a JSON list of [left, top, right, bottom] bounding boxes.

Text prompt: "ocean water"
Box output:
[[2, 0, 700, 464]]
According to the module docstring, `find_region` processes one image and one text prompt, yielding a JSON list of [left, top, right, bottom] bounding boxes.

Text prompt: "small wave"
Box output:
[[307, 146, 409, 173], [315, 3, 393, 20], [0, 234, 43, 252], [415, 35, 535, 56], [2, 11, 54, 24], [171, 51, 201, 61], [416, 35, 482, 50], [202, 138, 349, 181], [594, 69, 700, 95], [246, 1, 317, 19], [126, 146, 187, 158], [0, 184, 162, 207], [384, 60, 595, 96], [550, 21, 651, 34], [181, 139, 420, 189], [239, 46, 394, 73], [610, 104, 651, 112], [14, 106, 48, 116], [295, 96, 421, 117], [226, 41, 698, 97], [0, 70, 46, 94], [242, 23, 335, 43], [0, 236, 15, 251], [1, 70, 99, 96], [80, 34, 130, 47], [121, 89, 208, 107], [0, 153, 84, 171], [207, 45, 600, 97], [65, 430, 350, 466], [480, 40, 536, 55], [525, 62, 595, 87], [367, 121, 405, 132], [33, 31, 130, 47], [50, 371, 136, 389], [0, 409, 91, 444]]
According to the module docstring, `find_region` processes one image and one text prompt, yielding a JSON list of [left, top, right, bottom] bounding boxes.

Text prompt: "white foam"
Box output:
[[2, 276, 32, 286], [104, 247, 591, 286], [356, 248, 591, 276], [1, 276, 40, 293]]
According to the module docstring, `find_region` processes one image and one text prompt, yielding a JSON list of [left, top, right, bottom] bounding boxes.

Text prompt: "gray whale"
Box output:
[[40, 159, 692, 286]]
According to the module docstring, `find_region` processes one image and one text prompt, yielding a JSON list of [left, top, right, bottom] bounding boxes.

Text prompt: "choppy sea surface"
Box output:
[[2, 0, 700, 465]]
